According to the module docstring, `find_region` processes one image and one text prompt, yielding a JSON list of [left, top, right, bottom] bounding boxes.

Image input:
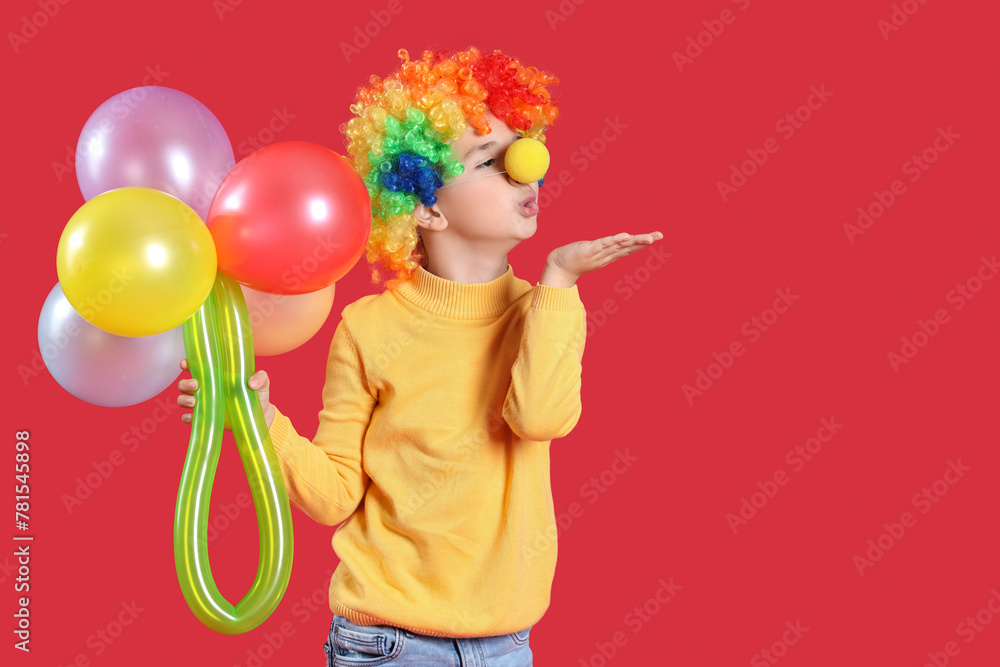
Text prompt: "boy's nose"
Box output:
[[506, 172, 538, 192]]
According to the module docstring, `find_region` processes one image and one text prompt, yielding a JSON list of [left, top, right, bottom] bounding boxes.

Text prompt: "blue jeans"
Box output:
[[324, 614, 533, 666]]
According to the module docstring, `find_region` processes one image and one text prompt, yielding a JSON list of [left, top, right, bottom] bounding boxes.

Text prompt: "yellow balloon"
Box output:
[[56, 187, 217, 337]]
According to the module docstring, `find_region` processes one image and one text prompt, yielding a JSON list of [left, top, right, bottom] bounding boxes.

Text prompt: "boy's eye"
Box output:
[[476, 157, 496, 169]]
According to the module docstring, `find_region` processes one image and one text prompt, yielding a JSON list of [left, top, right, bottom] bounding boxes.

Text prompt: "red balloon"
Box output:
[[207, 141, 371, 294]]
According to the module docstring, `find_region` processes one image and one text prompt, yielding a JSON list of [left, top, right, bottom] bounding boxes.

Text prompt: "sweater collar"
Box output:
[[394, 263, 530, 319]]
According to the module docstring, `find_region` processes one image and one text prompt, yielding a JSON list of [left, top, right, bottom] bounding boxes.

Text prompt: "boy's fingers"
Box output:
[[597, 233, 661, 259], [177, 378, 198, 392], [249, 370, 269, 390], [599, 232, 660, 247], [180, 358, 189, 370], [594, 238, 634, 258], [602, 244, 649, 265]]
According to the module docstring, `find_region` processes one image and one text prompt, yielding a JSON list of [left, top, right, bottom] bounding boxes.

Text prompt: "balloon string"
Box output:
[[175, 273, 294, 634]]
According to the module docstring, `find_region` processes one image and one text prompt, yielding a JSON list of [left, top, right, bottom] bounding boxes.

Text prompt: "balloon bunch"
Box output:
[[42, 86, 371, 633]]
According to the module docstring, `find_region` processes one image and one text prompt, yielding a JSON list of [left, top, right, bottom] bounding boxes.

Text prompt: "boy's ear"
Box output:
[[414, 202, 448, 232]]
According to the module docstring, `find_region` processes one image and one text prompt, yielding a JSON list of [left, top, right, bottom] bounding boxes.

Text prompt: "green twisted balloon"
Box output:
[[175, 273, 293, 634]]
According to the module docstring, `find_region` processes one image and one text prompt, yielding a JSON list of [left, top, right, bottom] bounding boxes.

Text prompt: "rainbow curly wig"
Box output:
[[340, 46, 560, 291]]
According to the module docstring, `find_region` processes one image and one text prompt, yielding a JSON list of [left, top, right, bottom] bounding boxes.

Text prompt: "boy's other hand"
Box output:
[[177, 359, 276, 429], [541, 231, 664, 287]]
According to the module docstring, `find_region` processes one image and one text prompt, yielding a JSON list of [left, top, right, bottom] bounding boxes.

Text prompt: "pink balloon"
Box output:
[[75, 86, 235, 219], [240, 284, 336, 356]]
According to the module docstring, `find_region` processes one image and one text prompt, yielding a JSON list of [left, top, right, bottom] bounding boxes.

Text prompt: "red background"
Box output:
[[4, 0, 1000, 664]]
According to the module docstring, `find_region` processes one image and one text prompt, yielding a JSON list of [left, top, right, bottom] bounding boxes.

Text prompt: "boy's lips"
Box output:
[[519, 194, 539, 217]]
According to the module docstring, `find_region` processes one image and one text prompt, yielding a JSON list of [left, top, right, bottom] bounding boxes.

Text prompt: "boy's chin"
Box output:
[[516, 218, 538, 239]]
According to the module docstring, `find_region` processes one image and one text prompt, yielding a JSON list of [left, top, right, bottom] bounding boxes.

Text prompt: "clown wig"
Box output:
[[340, 47, 560, 291]]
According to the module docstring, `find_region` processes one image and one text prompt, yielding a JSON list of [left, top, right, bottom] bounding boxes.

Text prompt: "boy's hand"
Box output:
[[541, 231, 664, 287], [176, 359, 276, 429]]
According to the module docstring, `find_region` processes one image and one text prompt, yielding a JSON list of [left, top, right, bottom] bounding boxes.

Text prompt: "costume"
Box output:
[[343, 47, 560, 293], [268, 263, 586, 638]]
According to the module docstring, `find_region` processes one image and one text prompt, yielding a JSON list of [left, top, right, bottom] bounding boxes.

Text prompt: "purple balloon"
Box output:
[[38, 283, 185, 408], [75, 86, 235, 219]]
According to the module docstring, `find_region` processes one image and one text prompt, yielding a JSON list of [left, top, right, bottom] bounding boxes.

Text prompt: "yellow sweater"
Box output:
[[268, 263, 586, 638]]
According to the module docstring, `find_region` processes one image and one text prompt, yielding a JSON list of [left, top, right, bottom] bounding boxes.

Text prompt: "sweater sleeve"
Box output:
[[502, 283, 587, 441], [267, 318, 376, 526]]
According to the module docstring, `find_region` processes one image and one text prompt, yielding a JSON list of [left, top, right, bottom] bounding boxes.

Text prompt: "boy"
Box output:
[[178, 46, 662, 665]]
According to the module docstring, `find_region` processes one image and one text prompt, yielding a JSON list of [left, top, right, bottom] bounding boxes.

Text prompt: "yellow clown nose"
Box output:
[[505, 137, 550, 183]]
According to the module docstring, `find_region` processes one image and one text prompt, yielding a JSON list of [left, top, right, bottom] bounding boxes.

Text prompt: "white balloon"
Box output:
[[37, 282, 185, 407]]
